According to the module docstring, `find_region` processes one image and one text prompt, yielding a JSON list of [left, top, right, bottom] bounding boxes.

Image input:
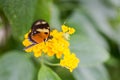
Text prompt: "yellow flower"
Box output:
[[22, 24, 79, 72], [68, 27, 75, 34], [34, 50, 42, 57], [22, 33, 32, 47], [62, 25, 69, 32], [60, 53, 80, 72]]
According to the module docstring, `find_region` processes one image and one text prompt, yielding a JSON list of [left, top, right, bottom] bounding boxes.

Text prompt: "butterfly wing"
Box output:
[[24, 20, 50, 50], [29, 20, 50, 43]]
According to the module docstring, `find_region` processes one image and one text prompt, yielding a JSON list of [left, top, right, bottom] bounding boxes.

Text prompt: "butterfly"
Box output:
[[24, 19, 52, 50]]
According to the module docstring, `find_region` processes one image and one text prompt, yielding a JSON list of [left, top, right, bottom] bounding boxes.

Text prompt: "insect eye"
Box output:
[[44, 32, 48, 34]]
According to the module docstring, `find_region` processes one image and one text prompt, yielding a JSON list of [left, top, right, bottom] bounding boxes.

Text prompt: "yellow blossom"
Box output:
[[22, 24, 79, 72], [62, 25, 69, 32], [60, 53, 80, 72], [68, 27, 75, 34], [22, 33, 32, 46], [34, 50, 42, 57]]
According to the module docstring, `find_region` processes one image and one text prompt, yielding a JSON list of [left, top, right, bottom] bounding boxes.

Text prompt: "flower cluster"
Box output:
[[22, 25, 79, 72]]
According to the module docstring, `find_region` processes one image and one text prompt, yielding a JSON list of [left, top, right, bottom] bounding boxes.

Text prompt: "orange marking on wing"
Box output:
[[31, 32, 49, 43]]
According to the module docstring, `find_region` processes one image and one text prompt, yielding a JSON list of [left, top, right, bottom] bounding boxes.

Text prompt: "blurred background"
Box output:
[[0, 0, 120, 80]]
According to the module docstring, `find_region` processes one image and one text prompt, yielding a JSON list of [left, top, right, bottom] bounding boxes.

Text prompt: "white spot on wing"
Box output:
[[36, 28, 49, 32], [41, 21, 47, 24], [35, 22, 41, 25]]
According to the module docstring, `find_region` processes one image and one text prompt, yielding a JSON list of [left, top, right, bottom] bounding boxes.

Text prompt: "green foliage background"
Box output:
[[0, 0, 120, 80]]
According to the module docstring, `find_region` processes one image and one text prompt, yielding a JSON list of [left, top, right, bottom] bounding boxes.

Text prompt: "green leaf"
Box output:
[[34, 0, 52, 22], [67, 10, 110, 66], [0, 0, 37, 41], [38, 64, 62, 80], [80, 0, 119, 43], [55, 67, 75, 80], [67, 10, 108, 49], [70, 35, 109, 66], [109, 0, 120, 7], [73, 64, 110, 80], [0, 51, 35, 80], [34, 0, 61, 30], [50, 3, 61, 30]]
